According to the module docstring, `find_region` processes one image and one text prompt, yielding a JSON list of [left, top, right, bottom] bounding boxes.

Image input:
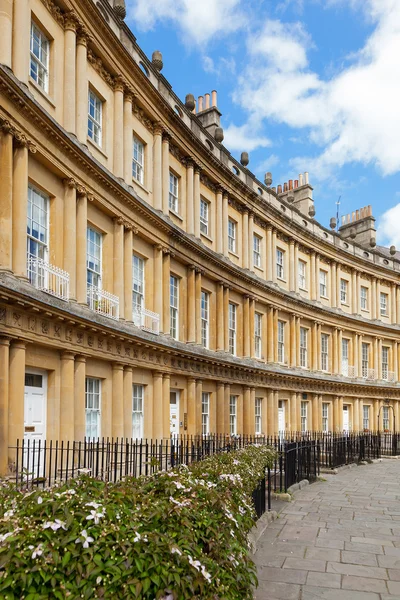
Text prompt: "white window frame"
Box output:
[[322, 403, 329, 432], [229, 395, 237, 435], [319, 270, 328, 298], [380, 292, 388, 316], [276, 249, 284, 280], [253, 234, 261, 268], [277, 320, 285, 363], [27, 185, 49, 284], [132, 136, 144, 184], [363, 405, 370, 430], [228, 219, 236, 253], [254, 313, 262, 359], [201, 290, 209, 348], [340, 279, 348, 304], [300, 327, 308, 368], [382, 346, 389, 381], [169, 172, 179, 213], [85, 378, 101, 439], [362, 342, 369, 378], [170, 275, 179, 340], [132, 384, 144, 439], [361, 286, 368, 310], [30, 21, 49, 93], [298, 260, 307, 290], [301, 401, 308, 432], [132, 255, 145, 323], [86, 227, 102, 290], [201, 392, 210, 435], [88, 89, 102, 146], [342, 338, 349, 375], [255, 398, 262, 435], [200, 198, 209, 236], [228, 303, 237, 355], [321, 333, 329, 371], [383, 406, 389, 430]]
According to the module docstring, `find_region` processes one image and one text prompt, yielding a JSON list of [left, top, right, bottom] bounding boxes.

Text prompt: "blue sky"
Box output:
[[126, 0, 400, 247]]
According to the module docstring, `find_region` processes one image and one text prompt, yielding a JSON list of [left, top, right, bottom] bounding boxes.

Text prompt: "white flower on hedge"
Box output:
[[37, 497, 43, 505], [43, 519, 67, 531], [0, 532, 13, 543], [86, 509, 105, 525], [171, 547, 182, 556], [188, 556, 202, 571], [96, 576, 102, 585], [3, 509, 14, 519], [75, 529, 94, 549], [206, 482, 216, 488], [31, 543, 43, 559], [201, 565, 212, 583], [85, 501, 102, 509], [172, 481, 185, 490]]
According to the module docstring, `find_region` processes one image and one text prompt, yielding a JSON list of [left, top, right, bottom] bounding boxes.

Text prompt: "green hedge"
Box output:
[[0, 445, 275, 599]]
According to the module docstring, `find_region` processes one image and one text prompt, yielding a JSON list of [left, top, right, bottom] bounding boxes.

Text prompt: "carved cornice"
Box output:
[[200, 172, 216, 193], [39, 0, 65, 26], [87, 48, 115, 88], [132, 102, 154, 132], [0, 116, 36, 152]]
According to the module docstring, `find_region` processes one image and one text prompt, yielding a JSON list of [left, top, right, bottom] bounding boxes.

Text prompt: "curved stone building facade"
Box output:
[[0, 0, 399, 473]]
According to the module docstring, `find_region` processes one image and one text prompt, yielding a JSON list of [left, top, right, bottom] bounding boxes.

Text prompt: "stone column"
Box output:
[[353, 333, 359, 377], [339, 397, 344, 431], [294, 243, 299, 293], [315, 254, 320, 300], [312, 394, 319, 431], [113, 217, 124, 319], [394, 342, 399, 381], [273, 308, 279, 363], [317, 322, 322, 371], [224, 384, 230, 434], [63, 15, 77, 134], [76, 189, 88, 304], [162, 374, 170, 439], [187, 377, 196, 435], [0, 0, 13, 68], [123, 366, 132, 439], [377, 338, 382, 380], [187, 266, 196, 343], [312, 321, 318, 371], [243, 386, 251, 435], [152, 372, 163, 439], [194, 165, 201, 238], [162, 132, 170, 214], [12, 139, 29, 277], [290, 391, 297, 433], [290, 313, 296, 367], [12, 0, 30, 83], [267, 306, 274, 362], [216, 282, 224, 351], [224, 285, 229, 352], [216, 381, 225, 434], [113, 79, 125, 178], [371, 278, 376, 319], [296, 317, 301, 367], [60, 351, 75, 441], [153, 124, 163, 210], [222, 192, 229, 256], [124, 226, 133, 321], [196, 380, 203, 436], [248, 212, 254, 270], [123, 92, 133, 184], [338, 328, 343, 375], [392, 283, 397, 324], [351, 270, 357, 313], [353, 398, 360, 431], [331, 262, 337, 308], [0, 337, 10, 475], [289, 240, 295, 291], [242, 210, 249, 269], [266, 226, 273, 281], [195, 269, 202, 345], [76, 31, 88, 144], [250, 388, 256, 437], [243, 296, 250, 357], [8, 341, 25, 453], [74, 355, 86, 441], [162, 249, 170, 335], [186, 159, 194, 235], [216, 186, 223, 253], [310, 252, 316, 300], [272, 229, 277, 283], [274, 391, 279, 435], [376, 279, 381, 318], [250, 298, 255, 359], [333, 328, 338, 374], [0, 125, 13, 271], [333, 396, 339, 432], [267, 390, 274, 437], [112, 364, 124, 439], [63, 179, 77, 300], [397, 287, 400, 325], [153, 245, 163, 331]]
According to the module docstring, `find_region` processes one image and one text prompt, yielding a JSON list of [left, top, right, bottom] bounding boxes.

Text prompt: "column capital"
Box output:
[[152, 370, 164, 377], [188, 264, 197, 271], [113, 216, 125, 226], [124, 365, 133, 373], [75, 355, 87, 364], [113, 75, 126, 93], [153, 121, 165, 136], [163, 373, 171, 380], [162, 129, 172, 142], [63, 177, 78, 189], [64, 11, 80, 32], [112, 363, 124, 371], [216, 184, 225, 195], [14, 132, 36, 153], [187, 376, 196, 383], [0, 336, 11, 346], [124, 222, 138, 234], [61, 350, 75, 360], [195, 267, 204, 275], [77, 27, 92, 46]]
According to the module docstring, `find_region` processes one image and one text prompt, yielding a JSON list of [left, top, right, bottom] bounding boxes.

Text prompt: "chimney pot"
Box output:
[[294, 180, 298, 188], [284, 182, 288, 192], [211, 90, 217, 107], [299, 173, 304, 186], [356, 209, 360, 221], [288, 179, 293, 190], [271, 186, 276, 192], [304, 172, 309, 185], [277, 184, 282, 194], [205, 93, 210, 109], [198, 96, 204, 112]]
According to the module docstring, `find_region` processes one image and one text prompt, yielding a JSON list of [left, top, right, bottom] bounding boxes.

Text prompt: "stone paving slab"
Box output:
[[254, 460, 400, 599]]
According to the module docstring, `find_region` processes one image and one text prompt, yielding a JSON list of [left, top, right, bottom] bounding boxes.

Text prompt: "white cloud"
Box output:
[[126, 0, 246, 45], [222, 123, 271, 153], [378, 203, 400, 246], [202, 55, 236, 77], [254, 154, 280, 175]]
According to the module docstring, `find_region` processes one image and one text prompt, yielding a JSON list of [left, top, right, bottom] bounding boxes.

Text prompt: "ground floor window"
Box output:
[[301, 401, 308, 432], [229, 395, 237, 435], [202, 392, 210, 435], [132, 385, 144, 439], [322, 403, 329, 432], [85, 378, 101, 439], [363, 405, 370, 430], [383, 406, 389, 430], [255, 398, 262, 435]]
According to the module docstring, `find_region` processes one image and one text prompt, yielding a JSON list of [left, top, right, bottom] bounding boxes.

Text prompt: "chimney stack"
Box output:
[[195, 90, 222, 138], [276, 172, 314, 216], [339, 205, 376, 247]]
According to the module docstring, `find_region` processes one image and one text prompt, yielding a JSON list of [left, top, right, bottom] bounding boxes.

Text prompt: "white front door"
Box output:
[[170, 391, 180, 437], [278, 400, 285, 434], [343, 405, 349, 432], [24, 371, 47, 476]]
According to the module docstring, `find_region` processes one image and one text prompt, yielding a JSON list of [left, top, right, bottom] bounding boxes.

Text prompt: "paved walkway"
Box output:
[[255, 460, 400, 599]]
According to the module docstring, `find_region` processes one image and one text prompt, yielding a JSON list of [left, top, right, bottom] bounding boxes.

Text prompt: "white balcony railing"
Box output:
[[28, 257, 69, 301], [341, 362, 355, 378], [87, 285, 119, 320], [382, 371, 396, 383], [133, 305, 160, 335], [362, 368, 376, 380]]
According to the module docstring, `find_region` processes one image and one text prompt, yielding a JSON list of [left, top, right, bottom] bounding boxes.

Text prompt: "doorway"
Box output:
[[170, 390, 180, 437], [24, 370, 47, 476]]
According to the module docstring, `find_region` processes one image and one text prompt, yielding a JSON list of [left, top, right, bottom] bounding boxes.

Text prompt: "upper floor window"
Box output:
[[276, 249, 284, 280], [382, 346, 389, 380], [201, 291, 209, 348], [363, 405, 370, 430], [229, 395, 237, 435], [228, 303, 236, 355], [170, 275, 179, 339], [169, 172, 179, 213], [380, 292, 388, 316], [201, 392, 210, 435], [27, 185, 49, 284], [87, 227, 102, 289], [88, 90, 102, 146], [200, 198, 209, 236], [322, 403, 329, 432], [132, 137, 144, 184], [228, 219, 236, 253], [300, 327, 308, 368], [361, 286, 368, 310], [321, 333, 329, 371], [277, 320, 285, 363], [362, 342, 369, 377], [319, 270, 328, 298], [342, 338, 349, 375], [298, 260, 307, 290], [253, 234, 261, 268], [30, 22, 49, 93], [132, 384, 144, 439], [85, 377, 101, 439], [340, 279, 348, 304], [132, 255, 145, 323], [255, 398, 262, 435], [254, 313, 262, 358]]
